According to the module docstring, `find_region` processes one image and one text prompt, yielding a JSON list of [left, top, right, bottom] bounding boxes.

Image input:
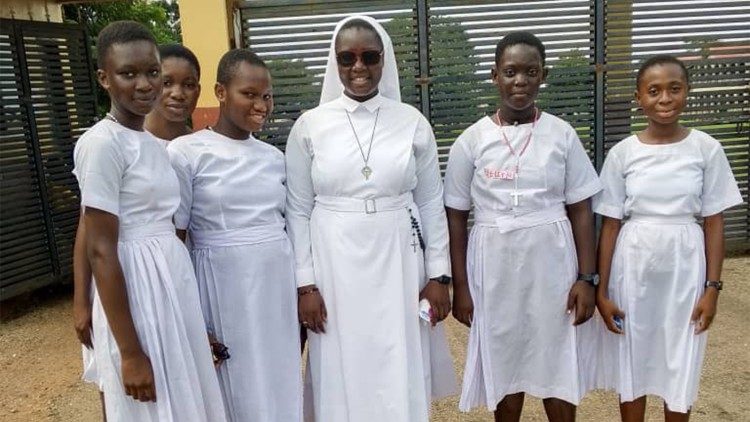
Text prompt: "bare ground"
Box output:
[[1, 257, 748, 421]]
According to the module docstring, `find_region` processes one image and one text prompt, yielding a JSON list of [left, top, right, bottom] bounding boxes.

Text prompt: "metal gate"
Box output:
[[0, 19, 97, 299], [239, 0, 750, 250]]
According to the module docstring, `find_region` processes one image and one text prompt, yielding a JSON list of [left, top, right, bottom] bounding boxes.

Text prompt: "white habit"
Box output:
[[167, 129, 302, 422], [443, 113, 602, 410], [593, 130, 743, 412], [73, 119, 226, 422], [285, 15, 456, 422], [286, 92, 457, 422]]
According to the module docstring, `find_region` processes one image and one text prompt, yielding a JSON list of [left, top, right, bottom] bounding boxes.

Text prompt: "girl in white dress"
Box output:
[[285, 15, 456, 422], [594, 55, 743, 421], [72, 21, 225, 422], [444, 32, 601, 422], [74, 43, 202, 418], [167, 49, 302, 422]]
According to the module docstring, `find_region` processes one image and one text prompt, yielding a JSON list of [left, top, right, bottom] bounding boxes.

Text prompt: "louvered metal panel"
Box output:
[[428, 0, 595, 171], [0, 19, 96, 299], [602, 0, 750, 248], [237, 0, 748, 248], [240, 0, 421, 151]]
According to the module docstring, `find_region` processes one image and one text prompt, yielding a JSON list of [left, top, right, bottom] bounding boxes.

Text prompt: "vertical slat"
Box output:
[[13, 21, 61, 278], [416, 0, 431, 118], [593, 0, 605, 172]]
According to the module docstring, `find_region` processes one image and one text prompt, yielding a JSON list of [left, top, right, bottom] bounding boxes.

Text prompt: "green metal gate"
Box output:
[[239, 0, 749, 250]]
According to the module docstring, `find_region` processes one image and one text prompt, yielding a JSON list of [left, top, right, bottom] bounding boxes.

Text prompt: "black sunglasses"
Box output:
[[336, 50, 383, 67]]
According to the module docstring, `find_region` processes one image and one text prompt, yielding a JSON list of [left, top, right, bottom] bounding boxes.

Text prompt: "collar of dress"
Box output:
[[339, 92, 384, 114], [486, 112, 551, 137]]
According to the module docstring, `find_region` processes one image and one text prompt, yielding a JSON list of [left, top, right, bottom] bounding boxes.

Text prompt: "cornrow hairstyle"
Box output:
[[494, 31, 546, 67], [159, 44, 201, 80], [335, 18, 384, 50], [636, 54, 690, 88], [97, 20, 156, 69], [216, 48, 268, 85]]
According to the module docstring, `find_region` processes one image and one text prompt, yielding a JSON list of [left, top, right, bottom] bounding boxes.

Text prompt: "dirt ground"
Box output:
[[1, 257, 748, 422]]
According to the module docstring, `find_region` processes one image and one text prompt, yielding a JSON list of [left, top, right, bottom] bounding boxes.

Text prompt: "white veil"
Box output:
[[319, 15, 401, 105]]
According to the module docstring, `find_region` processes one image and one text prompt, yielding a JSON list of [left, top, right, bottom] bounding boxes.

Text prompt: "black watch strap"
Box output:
[[705, 280, 723, 291], [434, 275, 452, 285], [577, 272, 599, 287]]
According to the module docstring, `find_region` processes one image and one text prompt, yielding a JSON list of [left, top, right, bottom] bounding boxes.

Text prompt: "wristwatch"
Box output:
[[705, 280, 723, 291], [577, 273, 600, 287], [434, 275, 452, 285]]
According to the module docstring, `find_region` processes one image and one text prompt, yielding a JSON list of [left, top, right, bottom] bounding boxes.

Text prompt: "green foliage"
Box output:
[[62, 0, 180, 44]]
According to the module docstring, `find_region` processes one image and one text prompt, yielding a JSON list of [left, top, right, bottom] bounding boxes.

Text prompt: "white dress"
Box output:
[[167, 129, 302, 422], [443, 113, 602, 410], [72, 119, 227, 422], [285, 94, 457, 422], [80, 132, 169, 391], [593, 130, 743, 412]]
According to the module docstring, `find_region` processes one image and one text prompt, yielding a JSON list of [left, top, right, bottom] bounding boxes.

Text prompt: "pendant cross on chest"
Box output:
[[361, 166, 373, 180], [510, 190, 522, 207], [411, 236, 419, 252]]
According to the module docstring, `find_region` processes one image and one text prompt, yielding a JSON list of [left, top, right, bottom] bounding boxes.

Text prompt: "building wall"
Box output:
[[179, 0, 235, 129], [1, 0, 63, 22]]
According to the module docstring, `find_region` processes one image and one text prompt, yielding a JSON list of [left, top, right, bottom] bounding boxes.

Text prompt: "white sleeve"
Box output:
[[593, 148, 626, 219], [564, 128, 602, 204], [443, 132, 474, 211], [73, 133, 124, 216], [285, 116, 317, 287], [412, 117, 451, 278], [166, 142, 194, 231], [701, 141, 743, 216]]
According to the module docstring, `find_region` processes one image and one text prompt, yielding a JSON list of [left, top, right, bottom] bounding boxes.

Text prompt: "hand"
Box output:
[[691, 288, 719, 335], [298, 286, 327, 334], [420, 280, 451, 326], [566, 280, 595, 326], [121, 351, 156, 402], [452, 285, 474, 327], [596, 295, 625, 334], [73, 296, 93, 349], [207, 332, 228, 368]]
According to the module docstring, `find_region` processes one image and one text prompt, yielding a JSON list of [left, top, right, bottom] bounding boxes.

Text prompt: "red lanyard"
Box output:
[[496, 107, 540, 171]]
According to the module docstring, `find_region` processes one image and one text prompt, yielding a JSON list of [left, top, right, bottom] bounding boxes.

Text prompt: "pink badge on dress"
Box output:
[[484, 167, 516, 180]]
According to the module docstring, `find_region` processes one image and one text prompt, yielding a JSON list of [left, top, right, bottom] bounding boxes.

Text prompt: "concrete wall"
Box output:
[[1, 0, 63, 22]]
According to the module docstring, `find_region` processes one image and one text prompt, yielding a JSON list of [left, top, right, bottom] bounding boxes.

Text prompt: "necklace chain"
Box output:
[[496, 107, 540, 172], [105, 112, 119, 124], [345, 107, 380, 180], [496, 107, 540, 208]]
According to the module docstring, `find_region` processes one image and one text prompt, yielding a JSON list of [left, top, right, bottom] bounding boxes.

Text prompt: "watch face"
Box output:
[[578, 273, 599, 286]]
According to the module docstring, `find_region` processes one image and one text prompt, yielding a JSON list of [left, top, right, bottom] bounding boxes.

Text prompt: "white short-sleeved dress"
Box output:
[[443, 113, 602, 410], [73, 119, 226, 422], [80, 133, 169, 391], [167, 129, 302, 422], [285, 94, 456, 422], [593, 130, 743, 412]]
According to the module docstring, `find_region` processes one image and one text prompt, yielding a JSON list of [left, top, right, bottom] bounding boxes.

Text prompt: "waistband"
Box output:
[[190, 222, 287, 249], [474, 206, 567, 233], [314, 192, 413, 214], [119, 221, 175, 241], [627, 214, 696, 225]]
